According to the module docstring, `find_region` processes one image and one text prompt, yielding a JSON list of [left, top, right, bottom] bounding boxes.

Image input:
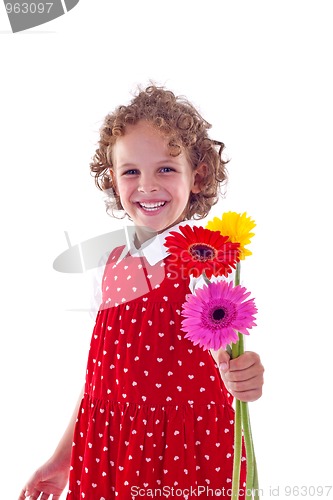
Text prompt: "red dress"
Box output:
[[66, 246, 246, 499]]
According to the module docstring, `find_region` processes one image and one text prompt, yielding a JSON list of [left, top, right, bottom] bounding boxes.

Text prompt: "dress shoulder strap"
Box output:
[[101, 245, 126, 281]]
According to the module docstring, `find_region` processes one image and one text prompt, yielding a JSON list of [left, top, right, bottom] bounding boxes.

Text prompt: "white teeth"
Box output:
[[139, 202, 166, 209]]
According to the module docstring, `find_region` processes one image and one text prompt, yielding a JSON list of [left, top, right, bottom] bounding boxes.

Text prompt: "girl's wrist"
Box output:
[[50, 444, 73, 470]]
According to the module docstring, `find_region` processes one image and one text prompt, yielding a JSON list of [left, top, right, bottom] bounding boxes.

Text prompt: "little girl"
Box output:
[[19, 85, 264, 500]]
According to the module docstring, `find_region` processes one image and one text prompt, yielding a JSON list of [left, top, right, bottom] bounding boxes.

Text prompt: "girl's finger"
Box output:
[[230, 387, 263, 402], [223, 363, 263, 383], [27, 489, 42, 500], [18, 489, 29, 500], [39, 493, 51, 500], [229, 351, 261, 371]]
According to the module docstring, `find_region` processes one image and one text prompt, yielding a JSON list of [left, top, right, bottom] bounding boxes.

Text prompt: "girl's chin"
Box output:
[[129, 204, 186, 237]]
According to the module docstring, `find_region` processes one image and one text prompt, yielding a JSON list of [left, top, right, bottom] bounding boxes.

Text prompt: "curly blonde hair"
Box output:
[[90, 84, 228, 220]]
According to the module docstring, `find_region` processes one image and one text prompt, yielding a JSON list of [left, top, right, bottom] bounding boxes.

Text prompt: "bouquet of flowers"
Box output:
[[164, 212, 259, 500]]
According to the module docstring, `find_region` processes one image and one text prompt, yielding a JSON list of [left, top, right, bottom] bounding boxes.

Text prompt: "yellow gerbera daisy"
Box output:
[[206, 211, 256, 260]]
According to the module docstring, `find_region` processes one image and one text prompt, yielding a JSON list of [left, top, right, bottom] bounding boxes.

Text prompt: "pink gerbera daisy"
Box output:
[[181, 281, 257, 350]]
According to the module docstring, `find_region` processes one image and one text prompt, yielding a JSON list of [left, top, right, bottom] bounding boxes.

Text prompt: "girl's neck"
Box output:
[[133, 219, 188, 249], [133, 226, 159, 249]]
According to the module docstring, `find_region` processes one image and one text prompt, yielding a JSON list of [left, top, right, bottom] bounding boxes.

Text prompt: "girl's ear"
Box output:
[[109, 169, 118, 194], [191, 163, 207, 194]]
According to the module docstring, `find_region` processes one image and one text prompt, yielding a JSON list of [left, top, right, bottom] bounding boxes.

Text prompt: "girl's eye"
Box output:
[[123, 169, 138, 175], [160, 167, 174, 173], [123, 167, 174, 175]]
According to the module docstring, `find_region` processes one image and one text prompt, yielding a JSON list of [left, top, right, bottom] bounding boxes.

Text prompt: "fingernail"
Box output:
[[219, 362, 228, 372]]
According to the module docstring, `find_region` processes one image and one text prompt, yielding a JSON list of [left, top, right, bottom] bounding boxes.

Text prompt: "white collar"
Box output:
[[118, 220, 199, 266]]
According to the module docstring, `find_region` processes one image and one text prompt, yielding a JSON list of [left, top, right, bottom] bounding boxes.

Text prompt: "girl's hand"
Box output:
[[217, 350, 264, 402], [18, 457, 69, 500]]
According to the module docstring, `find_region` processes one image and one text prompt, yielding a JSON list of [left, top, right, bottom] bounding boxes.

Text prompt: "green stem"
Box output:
[[241, 401, 255, 498], [202, 271, 211, 286], [253, 454, 259, 500], [231, 397, 242, 500], [232, 339, 240, 359], [231, 261, 259, 499], [235, 261, 241, 286], [238, 332, 255, 498]]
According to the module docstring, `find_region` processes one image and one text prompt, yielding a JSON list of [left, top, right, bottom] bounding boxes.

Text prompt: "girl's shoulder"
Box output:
[[105, 245, 127, 266]]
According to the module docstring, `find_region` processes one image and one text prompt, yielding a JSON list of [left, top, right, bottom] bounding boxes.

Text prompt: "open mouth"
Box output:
[[137, 201, 167, 212]]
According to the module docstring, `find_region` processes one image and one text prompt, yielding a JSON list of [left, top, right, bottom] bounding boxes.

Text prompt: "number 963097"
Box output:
[[284, 485, 332, 497], [5, 2, 53, 14]]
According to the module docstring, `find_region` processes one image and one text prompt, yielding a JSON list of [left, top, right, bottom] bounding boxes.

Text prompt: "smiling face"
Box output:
[[111, 120, 203, 244]]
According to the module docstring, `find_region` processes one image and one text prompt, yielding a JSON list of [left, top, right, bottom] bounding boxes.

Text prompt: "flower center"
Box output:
[[189, 243, 217, 261], [201, 298, 237, 331], [212, 308, 226, 321]]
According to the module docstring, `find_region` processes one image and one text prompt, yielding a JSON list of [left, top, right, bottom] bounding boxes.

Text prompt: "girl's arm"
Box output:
[[51, 385, 85, 464], [18, 386, 85, 500]]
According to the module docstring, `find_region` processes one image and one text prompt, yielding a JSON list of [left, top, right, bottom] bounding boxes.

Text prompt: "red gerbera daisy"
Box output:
[[164, 224, 240, 279]]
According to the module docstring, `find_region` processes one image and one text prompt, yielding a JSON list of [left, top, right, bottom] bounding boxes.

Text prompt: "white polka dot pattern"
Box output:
[[67, 246, 246, 499]]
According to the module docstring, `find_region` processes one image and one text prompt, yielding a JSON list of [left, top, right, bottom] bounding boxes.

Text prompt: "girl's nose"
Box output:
[[137, 175, 159, 193]]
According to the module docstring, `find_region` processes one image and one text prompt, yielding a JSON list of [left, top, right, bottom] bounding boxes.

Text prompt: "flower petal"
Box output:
[[181, 280, 257, 351]]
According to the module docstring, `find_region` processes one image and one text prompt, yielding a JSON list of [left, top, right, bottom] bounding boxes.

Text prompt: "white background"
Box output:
[[1, 1, 332, 499]]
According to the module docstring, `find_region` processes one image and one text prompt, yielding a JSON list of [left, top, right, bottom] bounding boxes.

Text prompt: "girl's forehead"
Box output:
[[121, 120, 167, 138], [114, 122, 171, 157], [112, 119, 191, 167]]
